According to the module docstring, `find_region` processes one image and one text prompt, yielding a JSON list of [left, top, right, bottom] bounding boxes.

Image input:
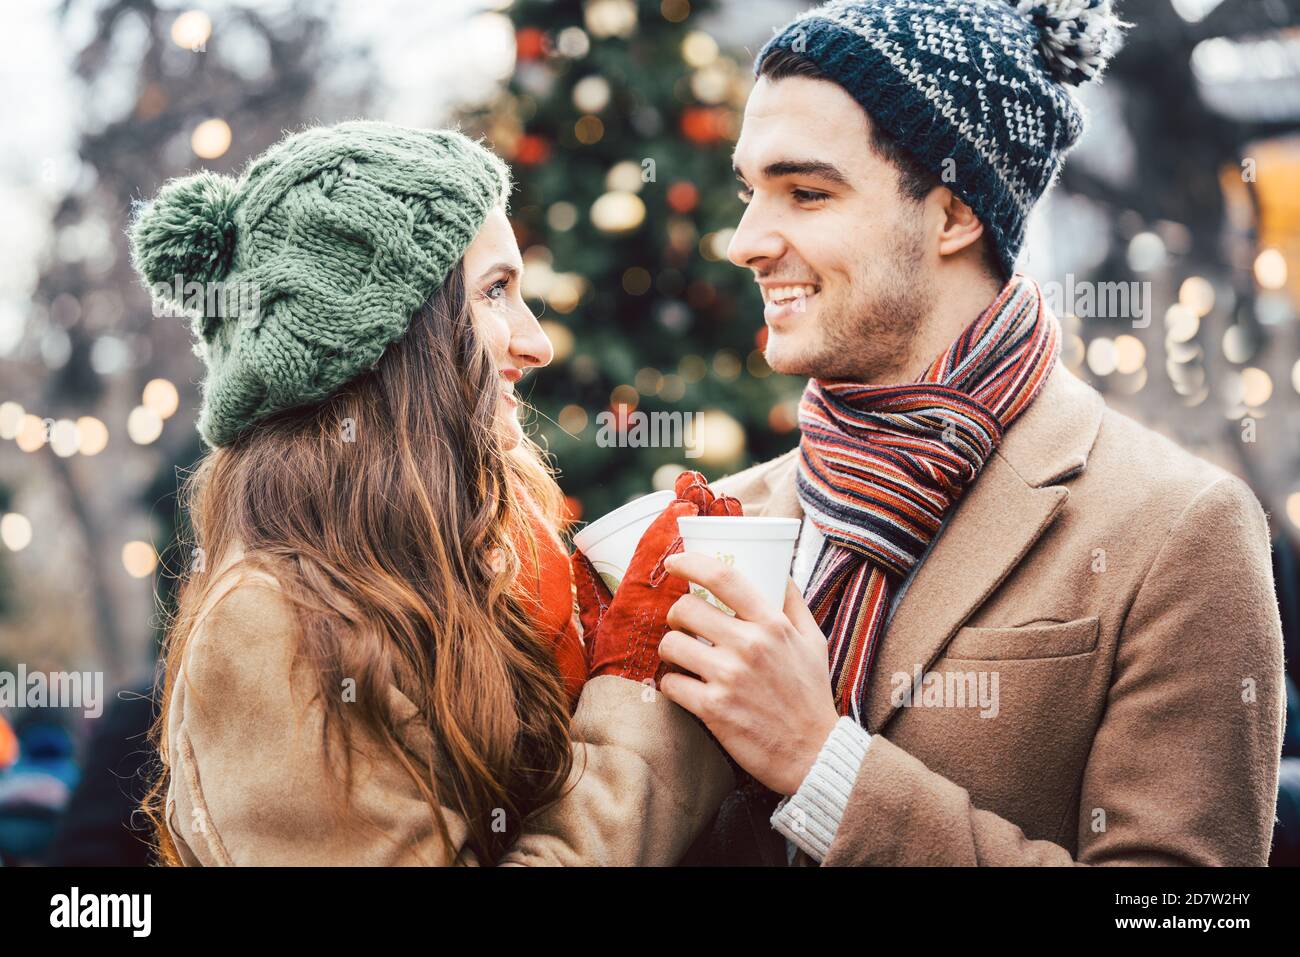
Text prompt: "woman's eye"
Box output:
[[793, 188, 828, 204], [737, 186, 753, 204], [485, 278, 509, 301]]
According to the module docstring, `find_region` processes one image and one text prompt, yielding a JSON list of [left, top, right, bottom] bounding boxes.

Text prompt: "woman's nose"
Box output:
[[512, 307, 554, 369]]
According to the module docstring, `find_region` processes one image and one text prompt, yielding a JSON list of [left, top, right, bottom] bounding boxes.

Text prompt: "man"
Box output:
[[656, 0, 1286, 865]]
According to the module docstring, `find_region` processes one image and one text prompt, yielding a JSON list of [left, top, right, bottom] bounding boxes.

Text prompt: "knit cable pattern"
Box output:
[[129, 121, 510, 447]]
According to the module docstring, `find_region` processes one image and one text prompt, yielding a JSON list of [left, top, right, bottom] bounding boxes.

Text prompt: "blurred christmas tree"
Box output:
[[463, 0, 802, 524]]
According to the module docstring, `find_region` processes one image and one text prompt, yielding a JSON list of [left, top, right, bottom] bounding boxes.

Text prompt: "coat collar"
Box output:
[[742, 361, 1105, 733]]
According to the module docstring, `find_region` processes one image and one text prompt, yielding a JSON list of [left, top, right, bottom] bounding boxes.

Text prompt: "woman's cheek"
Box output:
[[470, 302, 510, 362]]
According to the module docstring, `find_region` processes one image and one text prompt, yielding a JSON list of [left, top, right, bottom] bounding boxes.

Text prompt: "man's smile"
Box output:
[[760, 281, 820, 322]]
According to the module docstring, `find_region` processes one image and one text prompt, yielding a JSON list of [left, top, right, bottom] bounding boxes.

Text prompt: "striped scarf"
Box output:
[[796, 276, 1060, 723]]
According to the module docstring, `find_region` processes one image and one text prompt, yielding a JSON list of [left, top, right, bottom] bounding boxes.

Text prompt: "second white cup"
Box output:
[[676, 515, 801, 615]]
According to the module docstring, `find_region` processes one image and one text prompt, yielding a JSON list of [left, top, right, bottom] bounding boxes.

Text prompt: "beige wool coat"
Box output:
[[163, 562, 735, 865], [706, 361, 1286, 866]]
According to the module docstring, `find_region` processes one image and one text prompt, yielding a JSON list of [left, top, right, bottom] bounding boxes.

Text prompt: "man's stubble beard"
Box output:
[[770, 217, 934, 384]]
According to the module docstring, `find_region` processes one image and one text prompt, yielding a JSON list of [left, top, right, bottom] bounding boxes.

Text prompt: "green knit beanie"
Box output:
[[128, 121, 511, 448]]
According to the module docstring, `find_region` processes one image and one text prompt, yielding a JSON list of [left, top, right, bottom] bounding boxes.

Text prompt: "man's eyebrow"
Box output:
[[762, 160, 850, 186], [732, 158, 850, 187], [476, 261, 520, 283]]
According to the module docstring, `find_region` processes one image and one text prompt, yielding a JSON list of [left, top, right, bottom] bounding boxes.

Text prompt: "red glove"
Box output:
[[571, 471, 742, 683]]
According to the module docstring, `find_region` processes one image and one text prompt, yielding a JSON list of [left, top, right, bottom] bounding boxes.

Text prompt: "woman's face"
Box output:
[[462, 206, 554, 450]]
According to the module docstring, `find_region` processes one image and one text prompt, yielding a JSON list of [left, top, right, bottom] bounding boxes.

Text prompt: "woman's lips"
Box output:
[[500, 368, 521, 408]]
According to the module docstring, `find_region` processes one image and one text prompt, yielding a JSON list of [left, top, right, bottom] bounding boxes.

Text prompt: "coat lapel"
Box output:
[[741, 363, 1106, 736], [861, 457, 1068, 731], [864, 362, 1104, 733]]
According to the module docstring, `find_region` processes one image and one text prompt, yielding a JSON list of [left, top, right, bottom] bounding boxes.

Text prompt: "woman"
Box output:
[[131, 121, 732, 865]]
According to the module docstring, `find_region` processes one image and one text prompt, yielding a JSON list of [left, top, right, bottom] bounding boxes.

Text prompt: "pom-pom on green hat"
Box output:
[[129, 121, 511, 448]]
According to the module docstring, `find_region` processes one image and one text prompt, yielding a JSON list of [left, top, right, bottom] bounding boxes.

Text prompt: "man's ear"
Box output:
[[934, 188, 986, 259]]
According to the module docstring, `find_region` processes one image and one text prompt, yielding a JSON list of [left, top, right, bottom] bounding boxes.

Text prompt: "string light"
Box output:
[[605, 160, 645, 193], [143, 379, 180, 419], [1223, 325, 1255, 363], [0, 402, 24, 440], [634, 367, 664, 395], [1085, 337, 1117, 376], [48, 419, 79, 458], [1165, 303, 1199, 343], [547, 202, 578, 232], [539, 320, 574, 362], [547, 273, 585, 313], [1241, 367, 1273, 407], [681, 30, 718, 68], [1254, 248, 1287, 290], [127, 406, 163, 445], [653, 463, 687, 490], [77, 417, 109, 456], [678, 354, 707, 383], [1113, 335, 1145, 374], [591, 191, 645, 233], [661, 0, 691, 24], [572, 75, 611, 113], [1127, 231, 1166, 272], [0, 514, 32, 552], [121, 541, 158, 579], [610, 384, 639, 411], [659, 374, 686, 402], [1178, 276, 1215, 317], [558, 405, 588, 434], [192, 119, 232, 159], [15, 415, 46, 452], [556, 26, 591, 58], [574, 115, 604, 145], [585, 0, 638, 38], [712, 350, 741, 380], [689, 409, 745, 465], [170, 10, 212, 50]]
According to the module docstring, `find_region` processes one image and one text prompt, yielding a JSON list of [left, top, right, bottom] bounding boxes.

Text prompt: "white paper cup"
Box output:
[[572, 490, 676, 594], [676, 516, 801, 615]]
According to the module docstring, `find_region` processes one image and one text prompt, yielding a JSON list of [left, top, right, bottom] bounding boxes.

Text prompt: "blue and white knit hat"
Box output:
[[757, 1, 1127, 277]]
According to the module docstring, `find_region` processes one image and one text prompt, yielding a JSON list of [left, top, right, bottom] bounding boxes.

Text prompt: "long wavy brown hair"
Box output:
[[142, 263, 575, 865]]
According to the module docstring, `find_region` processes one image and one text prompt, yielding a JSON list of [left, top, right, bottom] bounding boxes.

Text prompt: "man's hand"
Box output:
[[657, 552, 840, 796], [575, 471, 743, 683]]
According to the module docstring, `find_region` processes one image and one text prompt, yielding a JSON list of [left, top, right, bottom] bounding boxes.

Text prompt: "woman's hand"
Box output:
[[571, 471, 741, 683]]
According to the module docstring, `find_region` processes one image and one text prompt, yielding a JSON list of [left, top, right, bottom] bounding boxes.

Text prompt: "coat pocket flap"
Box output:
[[943, 616, 1100, 661]]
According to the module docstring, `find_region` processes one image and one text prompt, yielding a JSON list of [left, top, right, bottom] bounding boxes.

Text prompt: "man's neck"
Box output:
[[888, 268, 1005, 384]]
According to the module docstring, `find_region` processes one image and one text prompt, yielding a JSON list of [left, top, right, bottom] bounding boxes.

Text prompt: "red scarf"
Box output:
[[797, 276, 1060, 723], [512, 499, 587, 713]]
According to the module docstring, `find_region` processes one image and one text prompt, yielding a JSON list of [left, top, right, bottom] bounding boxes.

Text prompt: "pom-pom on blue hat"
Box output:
[[757, 1, 1128, 277]]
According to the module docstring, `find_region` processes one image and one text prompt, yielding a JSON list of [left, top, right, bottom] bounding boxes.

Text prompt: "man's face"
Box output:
[[729, 76, 936, 384]]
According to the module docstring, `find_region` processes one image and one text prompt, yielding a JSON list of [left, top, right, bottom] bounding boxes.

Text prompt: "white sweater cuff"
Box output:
[[769, 717, 871, 862]]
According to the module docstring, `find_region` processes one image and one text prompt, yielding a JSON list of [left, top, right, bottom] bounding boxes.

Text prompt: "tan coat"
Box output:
[[709, 362, 1286, 865], [164, 565, 734, 865]]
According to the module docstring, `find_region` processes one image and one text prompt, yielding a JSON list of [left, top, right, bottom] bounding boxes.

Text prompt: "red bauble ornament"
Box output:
[[666, 180, 699, 213], [516, 27, 548, 62], [515, 134, 551, 166], [680, 107, 727, 145]]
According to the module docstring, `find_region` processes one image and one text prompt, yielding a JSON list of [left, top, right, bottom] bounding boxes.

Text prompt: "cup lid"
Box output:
[[676, 516, 802, 541]]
